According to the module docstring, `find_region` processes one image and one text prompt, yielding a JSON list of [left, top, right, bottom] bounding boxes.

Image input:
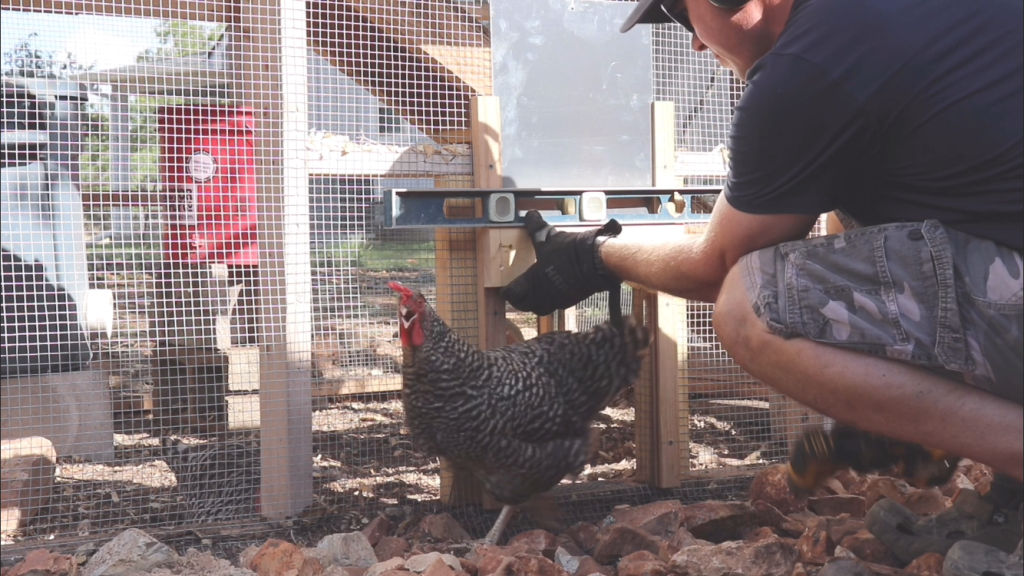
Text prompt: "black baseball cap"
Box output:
[[621, 0, 673, 33]]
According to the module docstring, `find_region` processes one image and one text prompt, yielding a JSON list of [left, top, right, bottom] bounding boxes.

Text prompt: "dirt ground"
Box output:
[[1, 266, 772, 566]]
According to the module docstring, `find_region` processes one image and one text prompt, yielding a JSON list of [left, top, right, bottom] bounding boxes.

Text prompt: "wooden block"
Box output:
[[227, 394, 260, 430], [1, 436, 56, 534], [651, 292, 683, 487], [313, 373, 403, 397], [0, 369, 113, 462], [226, 345, 261, 393], [479, 228, 534, 288]]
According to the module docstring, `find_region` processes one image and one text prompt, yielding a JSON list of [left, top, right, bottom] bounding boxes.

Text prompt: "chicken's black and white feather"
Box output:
[[162, 437, 260, 522], [391, 281, 648, 542]]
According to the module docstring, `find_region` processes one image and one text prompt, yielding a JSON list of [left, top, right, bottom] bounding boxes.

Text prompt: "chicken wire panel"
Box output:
[[0, 0, 829, 559], [650, 26, 829, 478], [0, 0, 491, 554], [2, 6, 239, 549], [652, 25, 740, 187]]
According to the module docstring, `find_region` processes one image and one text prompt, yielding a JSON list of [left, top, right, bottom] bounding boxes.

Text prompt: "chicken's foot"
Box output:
[[483, 504, 515, 545]]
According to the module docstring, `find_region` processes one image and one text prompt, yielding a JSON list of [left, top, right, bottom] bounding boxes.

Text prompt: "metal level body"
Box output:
[[384, 187, 721, 228]]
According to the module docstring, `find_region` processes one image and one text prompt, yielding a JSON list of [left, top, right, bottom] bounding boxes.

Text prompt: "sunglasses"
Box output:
[[660, 1, 695, 34]]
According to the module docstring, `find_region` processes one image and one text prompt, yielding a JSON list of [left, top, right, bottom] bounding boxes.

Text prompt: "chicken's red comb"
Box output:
[[388, 281, 414, 296]]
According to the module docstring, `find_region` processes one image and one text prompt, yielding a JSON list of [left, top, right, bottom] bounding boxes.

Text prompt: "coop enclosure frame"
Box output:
[[0, 0, 825, 553]]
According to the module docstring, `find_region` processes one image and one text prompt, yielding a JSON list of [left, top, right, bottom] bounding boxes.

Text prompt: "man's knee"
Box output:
[[712, 263, 763, 362]]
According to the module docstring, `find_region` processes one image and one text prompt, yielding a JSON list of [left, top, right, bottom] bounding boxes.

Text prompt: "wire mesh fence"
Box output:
[[0, 0, 825, 558]]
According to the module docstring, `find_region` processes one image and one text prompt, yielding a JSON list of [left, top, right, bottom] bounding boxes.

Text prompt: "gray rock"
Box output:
[[669, 536, 797, 576], [83, 528, 178, 576], [404, 551, 461, 573], [316, 532, 378, 567], [554, 546, 581, 574]]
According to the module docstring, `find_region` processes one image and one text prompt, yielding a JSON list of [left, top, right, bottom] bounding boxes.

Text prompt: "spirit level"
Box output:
[[383, 187, 720, 228]]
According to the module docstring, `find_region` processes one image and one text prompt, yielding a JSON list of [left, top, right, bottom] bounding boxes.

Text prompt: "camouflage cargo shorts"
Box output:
[[739, 220, 1024, 405]]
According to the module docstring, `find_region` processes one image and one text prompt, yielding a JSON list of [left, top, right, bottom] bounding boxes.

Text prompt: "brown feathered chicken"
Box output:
[[389, 281, 649, 543]]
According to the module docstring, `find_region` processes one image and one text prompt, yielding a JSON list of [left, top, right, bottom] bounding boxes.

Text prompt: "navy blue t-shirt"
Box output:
[[723, 0, 1023, 251]]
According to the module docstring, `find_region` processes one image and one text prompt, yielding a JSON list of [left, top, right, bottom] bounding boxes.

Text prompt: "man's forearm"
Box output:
[[600, 224, 727, 303], [599, 196, 817, 303]]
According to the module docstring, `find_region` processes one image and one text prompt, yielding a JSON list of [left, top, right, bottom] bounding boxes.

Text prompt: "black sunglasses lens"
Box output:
[[660, 2, 695, 33]]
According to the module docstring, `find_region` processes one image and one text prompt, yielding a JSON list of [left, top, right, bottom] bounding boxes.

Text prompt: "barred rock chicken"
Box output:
[[390, 281, 649, 544], [162, 437, 261, 522]]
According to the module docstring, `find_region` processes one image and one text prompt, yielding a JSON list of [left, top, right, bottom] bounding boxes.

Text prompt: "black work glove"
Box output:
[[501, 210, 622, 316]]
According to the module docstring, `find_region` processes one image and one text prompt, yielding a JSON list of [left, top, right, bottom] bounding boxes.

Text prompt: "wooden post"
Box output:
[[632, 102, 683, 487], [433, 95, 508, 506], [234, 1, 313, 519], [473, 96, 507, 352], [472, 96, 515, 511]]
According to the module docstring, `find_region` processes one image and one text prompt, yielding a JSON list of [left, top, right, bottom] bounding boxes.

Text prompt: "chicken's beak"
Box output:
[[399, 304, 417, 328]]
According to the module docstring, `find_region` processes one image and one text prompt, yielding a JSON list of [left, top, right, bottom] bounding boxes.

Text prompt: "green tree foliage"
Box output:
[[2, 21, 222, 245], [141, 20, 223, 62], [2, 32, 93, 79], [76, 20, 224, 193]]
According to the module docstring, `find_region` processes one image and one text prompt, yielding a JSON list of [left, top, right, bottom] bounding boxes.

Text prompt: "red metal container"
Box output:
[[158, 105, 258, 266]]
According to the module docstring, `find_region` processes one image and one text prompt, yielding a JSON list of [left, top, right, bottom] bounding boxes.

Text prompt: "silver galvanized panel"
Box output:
[[491, 0, 654, 188]]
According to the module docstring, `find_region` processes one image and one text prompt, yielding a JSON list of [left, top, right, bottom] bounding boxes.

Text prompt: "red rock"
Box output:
[[807, 494, 866, 518], [669, 534, 798, 576], [575, 555, 614, 576], [749, 465, 806, 514], [374, 532, 409, 557], [663, 526, 711, 558], [7, 549, 76, 576], [362, 515, 392, 546], [507, 529, 558, 559], [369, 558, 406, 574], [591, 524, 661, 565], [838, 529, 901, 567], [679, 501, 759, 542], [566, 522, 601, 554], [825, 514, 864, 545], [374, 536, 410, 561], [796, 517, 833, 565], [751, 499, 806, 538], [508, 555, 569, 576], [904, 552, 945, 576], [834, 469, 871, 495], [616, 550, 668, 576], [555, 534, 584, 556], [475, 550, 567, 576], [418, 513, 471, 542], [608, 499, 684, 538], [789, 509, 821, 526], [250, 539, 323, 576], [467, 544, 510, 573], [864, 476, 913, 510], [239, 545, 260, 570], [456, 557, 477, 576], [903, 487, 950, 516], [745, 526, 779, 543], [423, 557, 459, 576]]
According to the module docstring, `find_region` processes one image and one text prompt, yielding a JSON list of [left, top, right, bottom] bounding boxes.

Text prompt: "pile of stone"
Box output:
[[3, 460, 992, 576]]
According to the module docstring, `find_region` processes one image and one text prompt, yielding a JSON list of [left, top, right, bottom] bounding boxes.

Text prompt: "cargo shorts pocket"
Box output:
[[779, 221, 969, 372]]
